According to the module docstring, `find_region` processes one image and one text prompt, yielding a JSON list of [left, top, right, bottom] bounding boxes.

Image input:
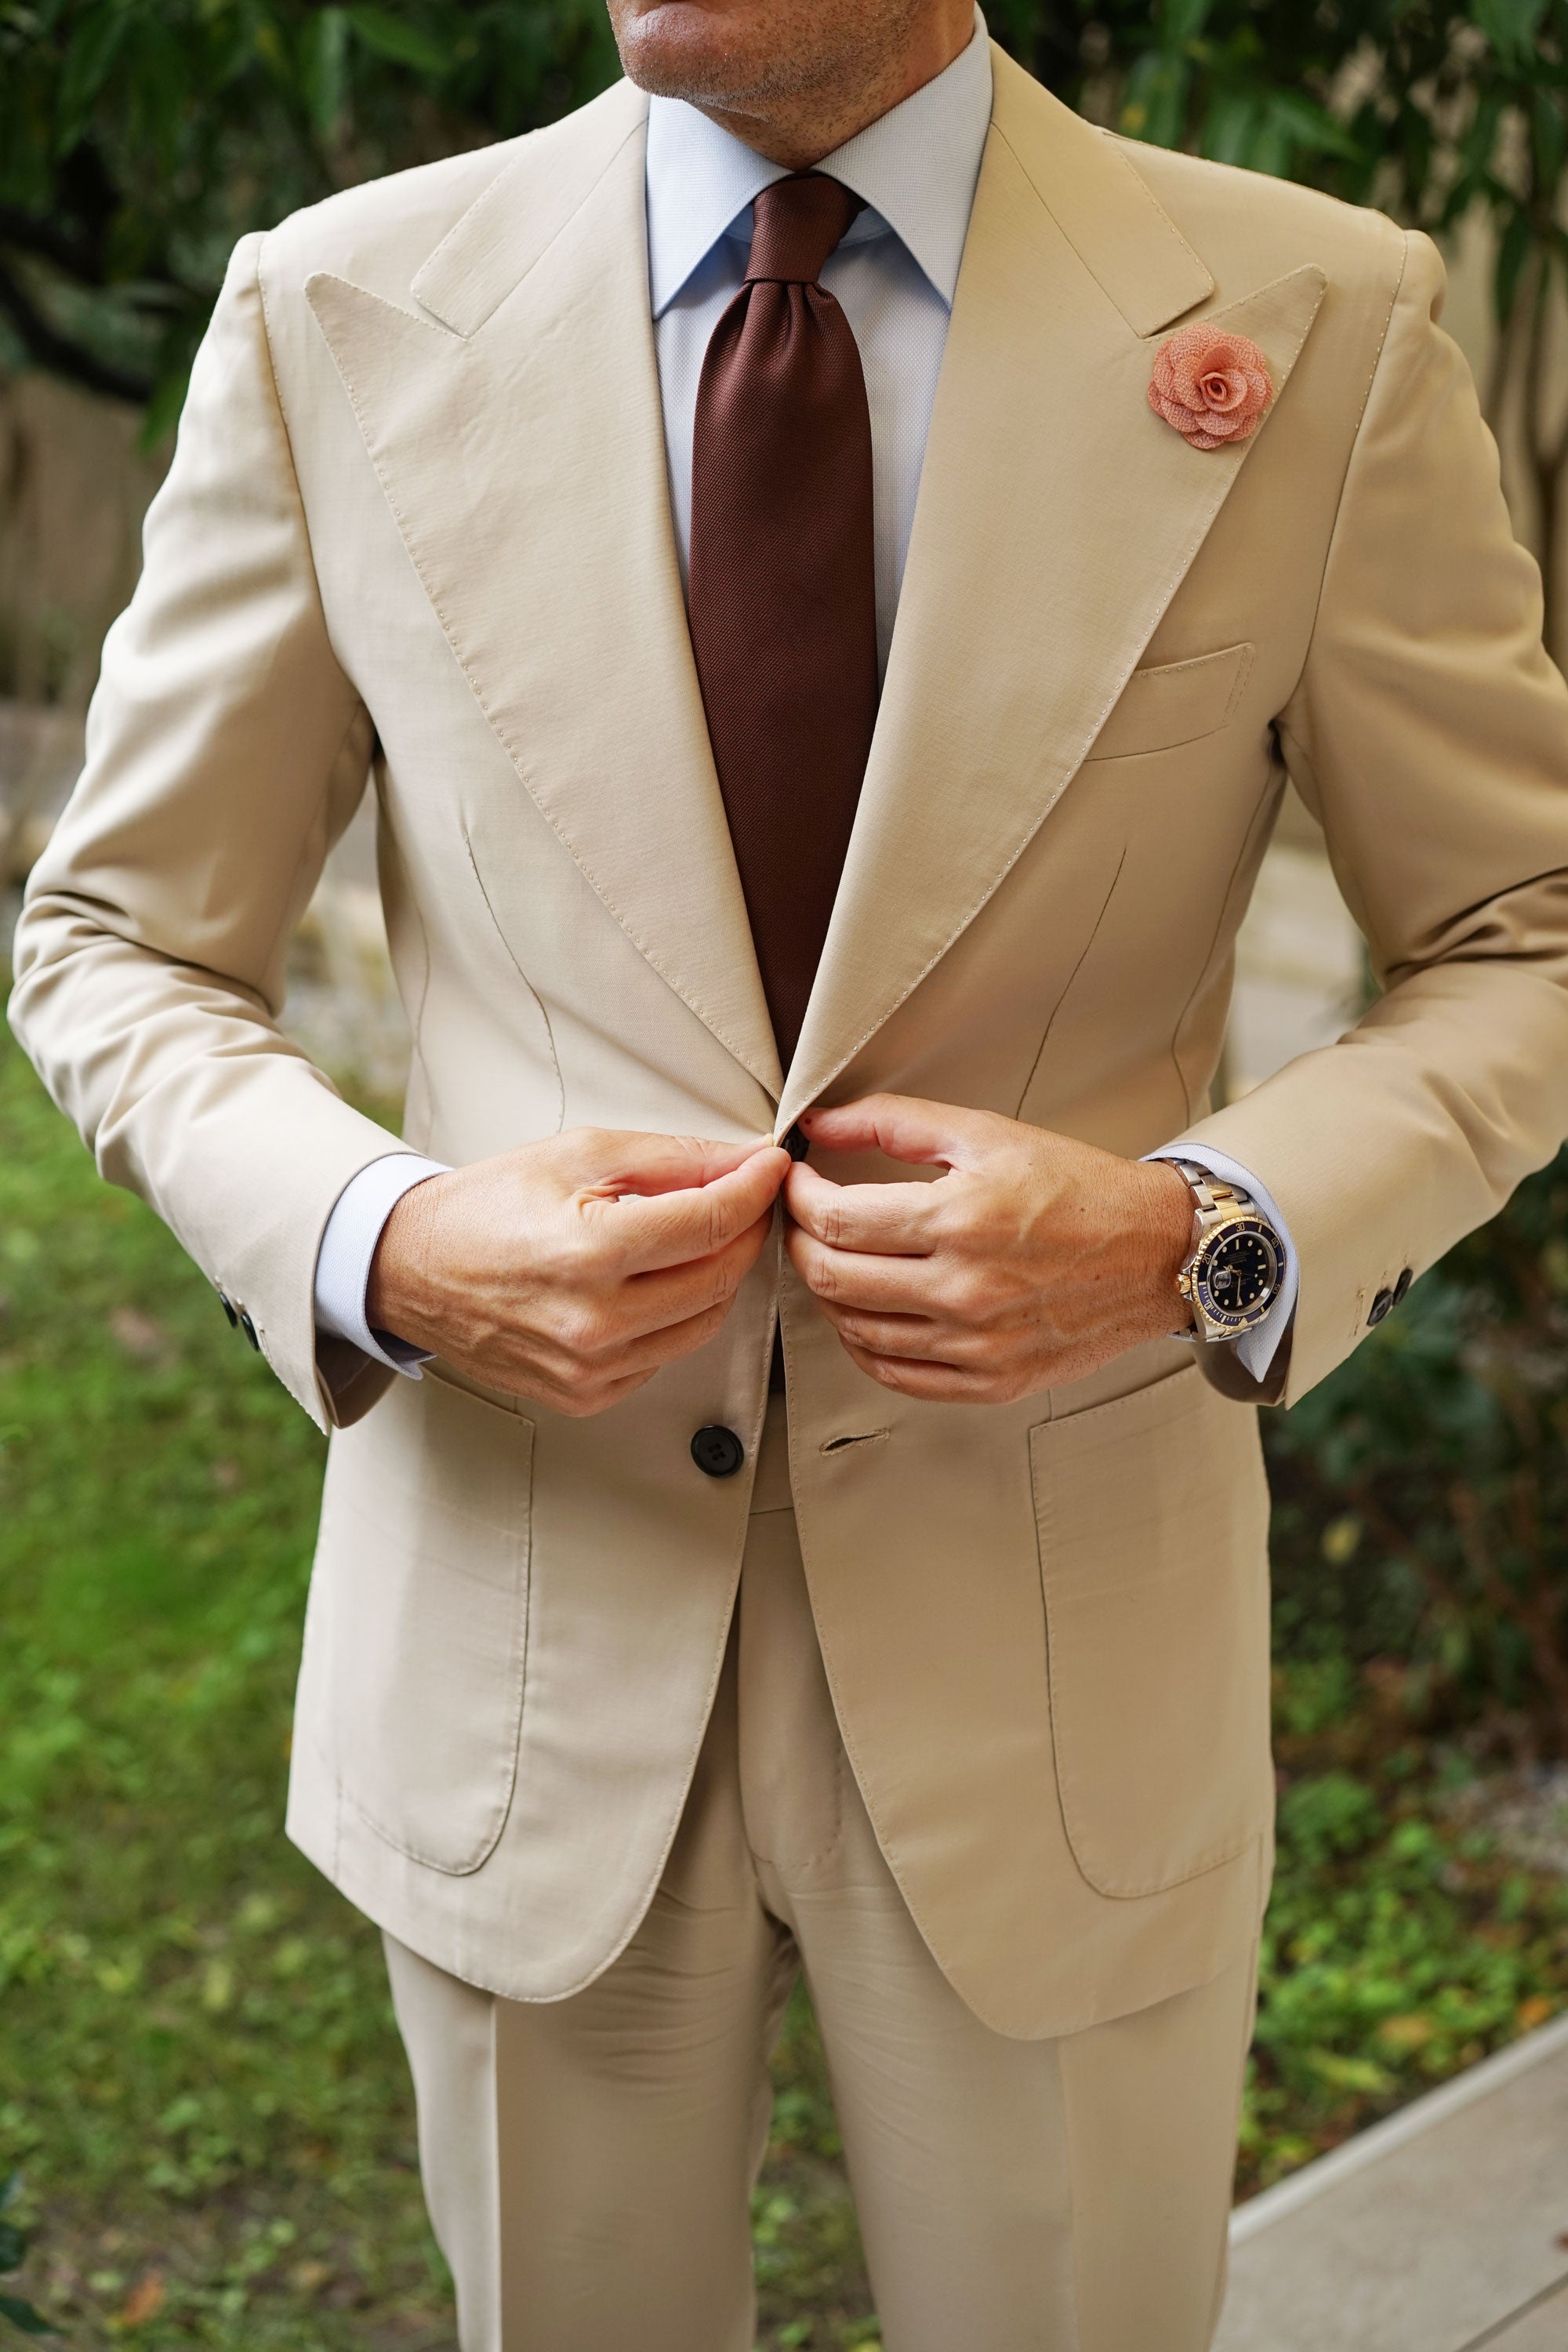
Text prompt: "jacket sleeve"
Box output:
[[7, 232, 403, 1432], [1174, 228, 1568, 1405]]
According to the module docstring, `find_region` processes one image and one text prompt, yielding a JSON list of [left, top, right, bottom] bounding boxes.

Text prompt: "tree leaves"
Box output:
[[53, 2, 131, 157], [343, 4, 448, 74], [300, 6, 350, 140], [1495, 201, 1536, 328], [1471, 0, 1550, 64], [0, 0, 619, 416], [0, 2300, 56, 2339]]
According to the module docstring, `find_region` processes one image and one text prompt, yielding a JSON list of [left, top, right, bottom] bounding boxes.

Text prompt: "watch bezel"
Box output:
[[1184, 1211, 1283, 1337]]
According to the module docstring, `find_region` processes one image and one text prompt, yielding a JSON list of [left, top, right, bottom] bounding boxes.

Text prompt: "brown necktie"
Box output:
[[688, 174, 879, 1068]]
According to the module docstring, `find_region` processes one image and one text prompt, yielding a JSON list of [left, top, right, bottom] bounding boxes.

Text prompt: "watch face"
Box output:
[[1196, 1218, 1281, 1333]]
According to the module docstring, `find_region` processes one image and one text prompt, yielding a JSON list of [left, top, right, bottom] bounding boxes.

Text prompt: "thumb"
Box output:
[[797, 1092, 988, 1171], [560, 1129, 778, 1200]]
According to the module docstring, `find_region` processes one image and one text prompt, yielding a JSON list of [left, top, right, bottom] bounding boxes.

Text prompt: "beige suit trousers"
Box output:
[[383, 1402, 1258, 2352]]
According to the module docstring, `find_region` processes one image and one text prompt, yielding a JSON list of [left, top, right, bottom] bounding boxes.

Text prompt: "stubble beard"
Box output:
[[611, 0, 933, 147]]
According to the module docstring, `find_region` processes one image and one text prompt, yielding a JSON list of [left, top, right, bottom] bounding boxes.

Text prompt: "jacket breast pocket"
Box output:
[[1029, 1363, 1272, 1900], [1085, 642, 1254, 762], [314, 1367, 535, 1875]]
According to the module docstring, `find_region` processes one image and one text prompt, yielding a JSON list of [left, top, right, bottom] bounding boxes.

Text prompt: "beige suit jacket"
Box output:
[[14, 49, 1568, 2036]]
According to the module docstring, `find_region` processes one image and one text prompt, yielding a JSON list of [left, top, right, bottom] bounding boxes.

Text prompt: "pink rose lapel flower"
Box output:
[[1148, 326, 1274, 452]]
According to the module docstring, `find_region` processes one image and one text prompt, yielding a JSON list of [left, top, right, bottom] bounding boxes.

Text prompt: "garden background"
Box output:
[[4, 1, 1568, 2344]]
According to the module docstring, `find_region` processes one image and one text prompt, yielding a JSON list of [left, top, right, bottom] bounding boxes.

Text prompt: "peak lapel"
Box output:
[[779, 54, 1324, 1131], [307, 84, 783, 1102]]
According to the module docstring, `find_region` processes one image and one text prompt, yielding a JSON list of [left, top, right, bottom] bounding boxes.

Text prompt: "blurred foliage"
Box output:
[[1, 0, 1564, 451], [1247, 1686, 1568, 2187], [0, 0, 620, 437], [1267, 1147, 1568, 1751]]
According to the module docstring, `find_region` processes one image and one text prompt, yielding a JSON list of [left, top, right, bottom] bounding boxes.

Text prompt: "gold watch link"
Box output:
[[1168, 1160, 1285, 1343]]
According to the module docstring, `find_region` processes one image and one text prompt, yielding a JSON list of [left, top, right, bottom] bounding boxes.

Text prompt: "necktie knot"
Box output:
[[745, 173, 862, 288]]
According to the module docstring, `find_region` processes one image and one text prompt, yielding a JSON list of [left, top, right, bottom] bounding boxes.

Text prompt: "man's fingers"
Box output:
[[818, 1308, 975, 1363], [579, 1298, 739, 1386], [783, 1160, 943, 1254], [539, 1365, 659, 1418], [606, 1147, 789, 1273], [562, 1128, 777, 1200], [785, 1225, 937, 1314], [619, 1211, 775, 1338], [836, 1336, 1002, 1402], [797, 1092, 990, 1172]]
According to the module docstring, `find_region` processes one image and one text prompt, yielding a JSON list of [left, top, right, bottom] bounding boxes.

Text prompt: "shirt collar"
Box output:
[[644, 9, 993, 319]]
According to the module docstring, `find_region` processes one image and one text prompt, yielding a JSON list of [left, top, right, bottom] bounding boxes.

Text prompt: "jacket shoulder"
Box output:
[[1109, 134, 1406, 305], [257, 79, 637, 308]]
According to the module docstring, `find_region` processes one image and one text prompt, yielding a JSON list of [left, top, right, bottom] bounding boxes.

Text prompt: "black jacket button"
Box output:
[[218, 1291, 238, 1329], [1392, 1267, 1414, 1305], [1367, 1288, 1395, 1327], [239, 1309, 260, 1351], [691, 1425, 745, 1479], [782, 1123, 810, 1163]]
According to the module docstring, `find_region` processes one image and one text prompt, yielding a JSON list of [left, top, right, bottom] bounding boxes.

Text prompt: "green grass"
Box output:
[[0, 1028, 448, 2347], [2, 1011, 1568, 2346]]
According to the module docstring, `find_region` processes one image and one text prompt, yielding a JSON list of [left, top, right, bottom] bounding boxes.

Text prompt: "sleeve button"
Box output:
[[1367, 1288, 1395, 1327], [238, 1309, 261, 1351], [1392, 1267, 1414, 1305], [218, 1291, 238, 1329]]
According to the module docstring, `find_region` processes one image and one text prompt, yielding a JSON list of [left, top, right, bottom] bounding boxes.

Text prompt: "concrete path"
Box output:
[[1216, 2014, 1568, 2351]]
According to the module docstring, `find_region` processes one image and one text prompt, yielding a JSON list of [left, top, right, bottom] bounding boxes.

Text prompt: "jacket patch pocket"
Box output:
[[1086, 643, 1253, 762], [1029, 1362, 1271, 1900], [315, 1367, 534, 1875]]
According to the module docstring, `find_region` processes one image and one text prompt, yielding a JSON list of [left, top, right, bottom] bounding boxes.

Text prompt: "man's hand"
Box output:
[[783, 1094, 1195, 1403], [368, 1130, 790, 1416]]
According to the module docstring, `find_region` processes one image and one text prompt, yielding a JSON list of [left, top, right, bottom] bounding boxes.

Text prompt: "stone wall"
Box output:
[[0, 374, 165, 710]]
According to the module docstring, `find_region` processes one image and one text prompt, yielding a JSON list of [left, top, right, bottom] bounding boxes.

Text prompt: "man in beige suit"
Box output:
[[13, 0, 1568, 2339]]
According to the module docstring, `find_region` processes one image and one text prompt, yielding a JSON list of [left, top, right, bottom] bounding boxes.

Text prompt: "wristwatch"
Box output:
[[1167, 1161, 1285, 1342]]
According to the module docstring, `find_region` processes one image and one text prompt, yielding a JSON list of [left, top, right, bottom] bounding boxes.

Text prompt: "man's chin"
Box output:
[[612, 3, 816, 109], [614, 9, 736, 98]]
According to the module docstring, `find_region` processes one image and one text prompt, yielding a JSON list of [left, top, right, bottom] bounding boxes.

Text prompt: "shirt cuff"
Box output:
[[314, 1153, 450, 1379], [1144, 1145, 1299, 1385]]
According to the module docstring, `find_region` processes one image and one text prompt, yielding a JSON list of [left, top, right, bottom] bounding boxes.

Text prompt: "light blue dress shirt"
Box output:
[[314, 16, 1297, 1384]]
